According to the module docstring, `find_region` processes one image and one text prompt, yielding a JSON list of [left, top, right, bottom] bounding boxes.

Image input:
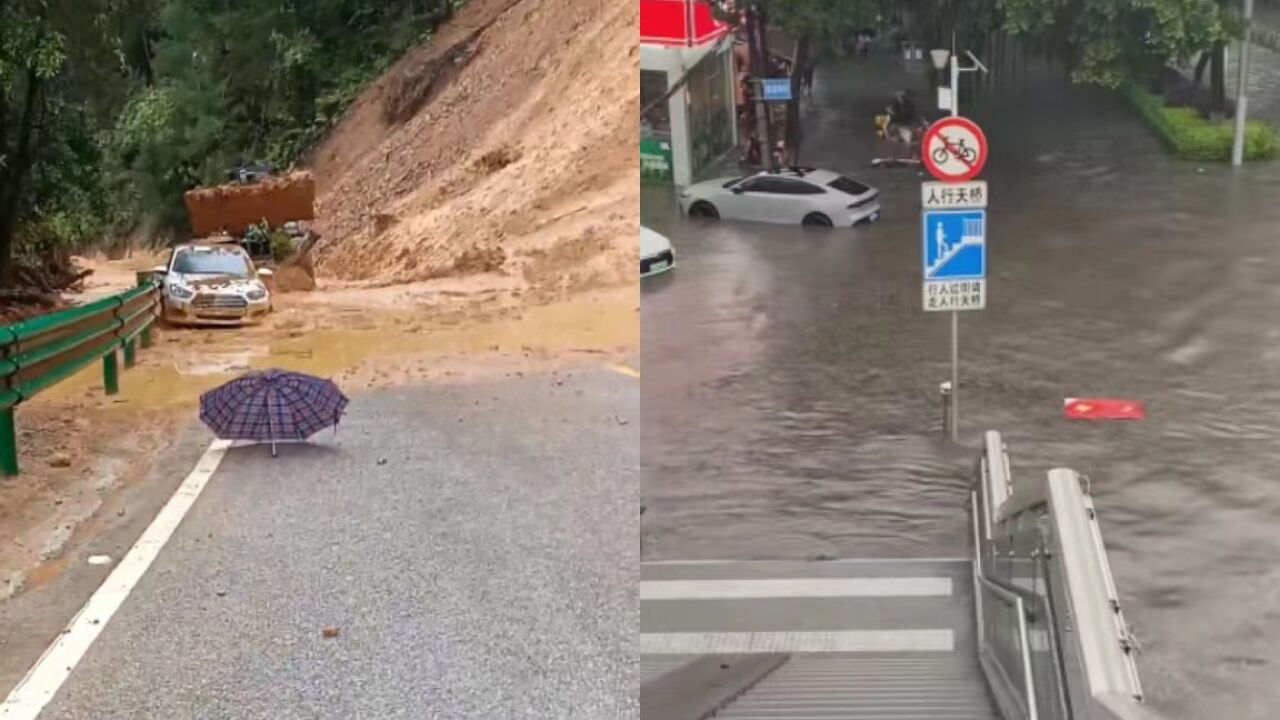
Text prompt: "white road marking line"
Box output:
[[641, 577, 952, 600], [640, 630, 955, 654], [0, 439, 232, 720]]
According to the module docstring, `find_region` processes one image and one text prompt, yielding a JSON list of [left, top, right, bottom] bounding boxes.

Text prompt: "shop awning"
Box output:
[[640, 0, 730, 48]]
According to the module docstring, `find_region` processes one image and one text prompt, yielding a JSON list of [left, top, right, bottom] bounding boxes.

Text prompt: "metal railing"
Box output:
[[0, 280, 161, 476], [970, 431, 1167, 720]]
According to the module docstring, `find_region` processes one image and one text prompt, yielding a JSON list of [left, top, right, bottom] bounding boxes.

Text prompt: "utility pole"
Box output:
[[757, 4, 779, 170], [1232, 0, 1255, 166], [746, 3, 778, 171]]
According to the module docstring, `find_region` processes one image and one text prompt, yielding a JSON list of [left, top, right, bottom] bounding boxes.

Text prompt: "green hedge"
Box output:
[[1124, 85, 1277, 161]]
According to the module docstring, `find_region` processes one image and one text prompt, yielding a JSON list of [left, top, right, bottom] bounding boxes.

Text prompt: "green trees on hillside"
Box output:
[[0, 0, 462, 288]]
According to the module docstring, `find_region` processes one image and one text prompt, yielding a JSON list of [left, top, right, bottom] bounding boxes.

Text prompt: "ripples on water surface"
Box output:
[[641, 55, 1280, 717]]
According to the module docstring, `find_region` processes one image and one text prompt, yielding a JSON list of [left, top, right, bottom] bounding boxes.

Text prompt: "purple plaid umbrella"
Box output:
[[199, 369, 348, 457]]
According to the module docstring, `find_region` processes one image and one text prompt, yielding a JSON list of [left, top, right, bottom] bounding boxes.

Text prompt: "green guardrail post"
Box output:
[[1, 409, 17, 477], [140, 324, 153, 349], [103, 350, 119, 395], [123, 337, 137, 368]]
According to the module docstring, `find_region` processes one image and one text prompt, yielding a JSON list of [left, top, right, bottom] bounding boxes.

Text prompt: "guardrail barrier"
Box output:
[[0, 279, 161, 476], [970, 431, 1165, 720]]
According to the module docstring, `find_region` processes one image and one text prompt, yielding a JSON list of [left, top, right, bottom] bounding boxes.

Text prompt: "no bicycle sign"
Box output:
[[922, 117, 988, 182]]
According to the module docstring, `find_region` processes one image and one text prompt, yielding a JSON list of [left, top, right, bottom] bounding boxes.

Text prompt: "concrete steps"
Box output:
[[640, 559, 998, 720]]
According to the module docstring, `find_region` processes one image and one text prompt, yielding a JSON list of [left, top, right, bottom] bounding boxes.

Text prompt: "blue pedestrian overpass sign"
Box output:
[[922, 209, 986, 311]]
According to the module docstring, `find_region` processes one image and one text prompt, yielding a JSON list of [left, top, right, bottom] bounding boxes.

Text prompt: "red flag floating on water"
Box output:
[[1064, 398, 1145, 421]]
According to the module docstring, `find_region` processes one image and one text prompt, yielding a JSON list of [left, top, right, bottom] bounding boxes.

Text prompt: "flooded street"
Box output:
[[641, 55, 1280, 717]]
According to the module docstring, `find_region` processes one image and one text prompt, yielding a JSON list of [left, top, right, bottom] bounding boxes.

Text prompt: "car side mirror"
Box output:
[[731, 187, 745, 194], [257, 268, 274, 278]]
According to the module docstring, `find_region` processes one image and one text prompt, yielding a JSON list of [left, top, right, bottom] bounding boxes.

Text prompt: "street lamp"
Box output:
[[931, 49, 953, 114], [932, 45, 988, 118]]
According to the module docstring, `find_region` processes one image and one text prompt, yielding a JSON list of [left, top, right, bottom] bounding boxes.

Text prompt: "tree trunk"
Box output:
[[1210, 42, 1227, 117], [786, 35, 811, 166], [754, 4, 778, 171], [0, 67, 44, 288], [1194, 50, 1211, 85], [140, 30, 155, 85], [744, 5, 774, 170]]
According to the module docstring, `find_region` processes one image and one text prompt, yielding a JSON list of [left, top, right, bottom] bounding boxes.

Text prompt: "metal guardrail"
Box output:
[[971, 431, 1165, 720], [0, 280, 161, 476]]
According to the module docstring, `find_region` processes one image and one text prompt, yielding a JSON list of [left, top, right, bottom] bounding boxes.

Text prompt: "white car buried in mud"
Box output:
[[678, 168, 881, 228], [155, 244, 274, 326]]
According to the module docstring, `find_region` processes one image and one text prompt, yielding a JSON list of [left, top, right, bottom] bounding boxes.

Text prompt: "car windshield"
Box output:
[[828, 176, 872, 196], [172, 249, 251, 277], [722, 177, 747, 188]]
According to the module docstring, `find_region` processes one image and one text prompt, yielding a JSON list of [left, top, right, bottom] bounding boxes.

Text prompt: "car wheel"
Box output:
[[802, 213, 833, 228], [688, 201, 719, 221]]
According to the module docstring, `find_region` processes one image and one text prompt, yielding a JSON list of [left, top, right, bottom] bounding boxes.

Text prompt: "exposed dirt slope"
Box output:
[[308, 0, 638, 302]]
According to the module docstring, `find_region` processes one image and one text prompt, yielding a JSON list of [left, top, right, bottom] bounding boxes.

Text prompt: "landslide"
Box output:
[[308, 0, 638, 302]]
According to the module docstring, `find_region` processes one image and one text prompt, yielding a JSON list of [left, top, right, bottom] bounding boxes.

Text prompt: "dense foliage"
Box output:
[[0, 0, 462, 286], [0, 0, 1262, 286], [713, 0, 1253, 161], [997, 0, 1229, 88]]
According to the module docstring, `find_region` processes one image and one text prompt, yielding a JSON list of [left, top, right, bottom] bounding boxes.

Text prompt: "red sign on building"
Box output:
[[640, 0, 730, 47]]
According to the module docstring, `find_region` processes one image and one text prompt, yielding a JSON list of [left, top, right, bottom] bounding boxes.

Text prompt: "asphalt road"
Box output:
[[35, 369, 637, 719]]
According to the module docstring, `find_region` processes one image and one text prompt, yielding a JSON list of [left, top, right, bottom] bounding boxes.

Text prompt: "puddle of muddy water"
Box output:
[[35, 292, 638, 413], [172, 350, 265, 375]]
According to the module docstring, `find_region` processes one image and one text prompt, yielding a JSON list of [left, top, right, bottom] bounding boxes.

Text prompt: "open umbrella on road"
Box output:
[[199, 369, 348, 456]]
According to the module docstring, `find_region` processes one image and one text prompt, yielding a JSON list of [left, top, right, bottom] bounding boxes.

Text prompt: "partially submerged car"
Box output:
[[155, 243, 274, 326], [678, 167, 880, 228], [641, 226, 675, 278]]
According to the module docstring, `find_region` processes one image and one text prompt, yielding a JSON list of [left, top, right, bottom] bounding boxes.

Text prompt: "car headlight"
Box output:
[[168, 284, 194, 300], [246, 288, 267, 301]]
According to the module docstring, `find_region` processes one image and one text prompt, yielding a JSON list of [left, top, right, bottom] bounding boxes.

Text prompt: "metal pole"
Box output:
[[103, 351, 119, 396], [951, 33, 959, 118], [950, 40, 960, 441], [1232, 0, 1255, 166], [0, 408, 18, 476], [950, 311, 959, 441]]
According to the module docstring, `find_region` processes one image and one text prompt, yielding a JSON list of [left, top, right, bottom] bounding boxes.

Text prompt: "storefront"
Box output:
[[640, 0, 736, 187]]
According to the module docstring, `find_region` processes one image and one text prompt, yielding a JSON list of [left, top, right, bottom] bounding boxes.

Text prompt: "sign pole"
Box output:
[[950, 310, 959, 441], [948, 44, 960, 441], [920, 114, 988, 444]]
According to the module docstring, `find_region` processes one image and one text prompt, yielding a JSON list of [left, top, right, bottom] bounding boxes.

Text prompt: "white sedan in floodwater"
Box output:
[[641, 226, 675, 278], [678, 168, 880, 228]]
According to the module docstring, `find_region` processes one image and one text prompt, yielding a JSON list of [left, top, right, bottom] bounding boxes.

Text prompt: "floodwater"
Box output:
[[641, 53, 1280, 718], [38, 288, 638, 411]]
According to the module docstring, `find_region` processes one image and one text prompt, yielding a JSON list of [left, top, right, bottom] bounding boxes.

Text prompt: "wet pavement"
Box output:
[[641, 54, 1280, 718], [26, 372, 637, 719]]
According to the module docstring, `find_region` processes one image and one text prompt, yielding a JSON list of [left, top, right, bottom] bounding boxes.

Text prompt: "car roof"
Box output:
[[173, 243, 249, 255], [752, 167, 842, 183]]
